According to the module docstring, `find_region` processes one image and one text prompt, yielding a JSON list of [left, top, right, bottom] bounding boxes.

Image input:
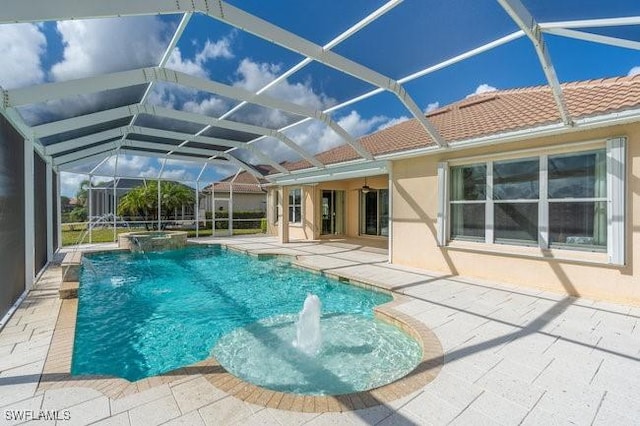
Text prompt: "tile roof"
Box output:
[[278, 74, 640, 173], [202, 168, 268, 193]]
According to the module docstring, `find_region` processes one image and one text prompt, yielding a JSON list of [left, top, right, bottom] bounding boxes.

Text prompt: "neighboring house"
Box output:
[[90, 178, 196, 219], [267, 75, 640, 305], [199, 167, 269, 216]]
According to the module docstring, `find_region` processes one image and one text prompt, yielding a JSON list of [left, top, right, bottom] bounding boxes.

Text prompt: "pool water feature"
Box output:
[[214, 314, 422, 395], [73, 245, 422, 394], [293, 294, 322, 356]]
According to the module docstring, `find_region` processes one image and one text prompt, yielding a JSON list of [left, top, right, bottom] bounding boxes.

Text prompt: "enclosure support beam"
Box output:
[[89, 154, 112, 175], [118, 13, 193, 157], [195, 182, 200, 238], [213, 0, 402, 157], [387, 161, 393, 264], [497, 0, 573, 126], [197, 164, 208, 228], [211, 183, 215, 237], [9, 67, 361, 160], [88, 175, 93, 244], [113, 153, 119, 242], [542, 28, 640, 51], [229, 170, 240, 237], [46, 162, 54, 262], [158, 159, 166, 231], [56, 171, 62, 251]]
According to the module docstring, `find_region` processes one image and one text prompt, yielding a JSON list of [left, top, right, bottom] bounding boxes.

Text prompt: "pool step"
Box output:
[[59, 281, 79, 299], [60, 251, 81, 299], [61, 251, 82, 283]]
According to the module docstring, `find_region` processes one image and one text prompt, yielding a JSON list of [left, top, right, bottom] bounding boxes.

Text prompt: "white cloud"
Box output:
[[18, 17, 170, 125], [195, 36, 234, 64], [154, 34, 236, 113], [242, 59, 335, 111], [60, 172, 88, 197], [424, 102, 440, 113], [166, 33, 235, 79], [628, 66, 640, 77], [182, 96, 229, 117], [247, 110, 405, 164], [227, 58, 337, 130], [112, 155, 160, 178], [50, 16, 169, 82], [166, 47, 209, 79], [378, 115, 410, 131], [0, 23, 46, 89], [467, 83, 498, 98], [234, 59, 281, 91]]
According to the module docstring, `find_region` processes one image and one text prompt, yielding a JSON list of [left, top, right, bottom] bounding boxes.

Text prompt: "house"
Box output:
[[267, 75, 640, 305], [199, 167, 269, 215]]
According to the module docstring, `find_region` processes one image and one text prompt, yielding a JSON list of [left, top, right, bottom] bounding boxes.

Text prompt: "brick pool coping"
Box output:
[[40, 245, 444, 413]]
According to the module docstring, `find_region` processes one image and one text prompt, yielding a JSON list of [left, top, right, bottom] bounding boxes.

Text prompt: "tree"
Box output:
[[117, 181, 195, 229], [161, 181, 195, 214], [76, 179, 90, 207], [60, 196, 72, 213], [69, 206, 87, 223]]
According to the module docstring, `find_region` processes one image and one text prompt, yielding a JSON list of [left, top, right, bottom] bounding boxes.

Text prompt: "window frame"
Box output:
[[288, 187, 302, 224], [439, 138, 626, 265], [272, 188, 279, 225], [359, 188, 389, 237]]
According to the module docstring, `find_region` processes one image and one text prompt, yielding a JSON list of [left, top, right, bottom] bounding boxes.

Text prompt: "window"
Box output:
[[548, 151, 607, 250], [493, 158, 539, 244], [450, 164, 486, 241], [440, 139, 626, 264], [288, 188, 302, 223], [360, 189, 389, 236]]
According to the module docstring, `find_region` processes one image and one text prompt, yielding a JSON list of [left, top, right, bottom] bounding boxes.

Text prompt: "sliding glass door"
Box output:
[[360, 189, 389, 236], [321, 190, 345, 235]]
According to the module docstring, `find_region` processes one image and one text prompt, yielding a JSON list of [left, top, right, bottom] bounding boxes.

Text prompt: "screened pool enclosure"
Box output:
[[1, 0, 640, 319]]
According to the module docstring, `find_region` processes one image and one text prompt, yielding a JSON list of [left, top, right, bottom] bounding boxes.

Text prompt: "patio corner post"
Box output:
[[46, 161, 54, 262], [157, 178, 161, 231], [229, 182, 234, 237], [387, 161, 393, 264], [88, 174, 93, 244], [211, 183, 215, 237], [279, 186, 289, 244], [195, 182, 199, 238], [113, 153, 119, 242]]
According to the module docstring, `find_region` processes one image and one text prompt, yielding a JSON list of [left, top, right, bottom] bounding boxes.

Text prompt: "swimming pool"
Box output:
[[73, 245, 416, 384]]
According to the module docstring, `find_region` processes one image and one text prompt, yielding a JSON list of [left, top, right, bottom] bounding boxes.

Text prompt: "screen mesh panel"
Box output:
[[0, 115, 25, 317], [34, 153, 47, 274]]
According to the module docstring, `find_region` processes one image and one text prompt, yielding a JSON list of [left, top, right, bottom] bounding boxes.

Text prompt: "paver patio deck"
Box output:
[[1, 235, 639, 425]]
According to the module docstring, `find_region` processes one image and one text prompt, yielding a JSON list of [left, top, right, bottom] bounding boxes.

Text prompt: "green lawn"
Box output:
[[61, 226, 264, 246]]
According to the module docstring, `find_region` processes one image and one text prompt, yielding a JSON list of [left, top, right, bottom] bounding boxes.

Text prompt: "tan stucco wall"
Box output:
[[266, 188, 278, 236], [288, 185, 315, 240], [270, 176, 389, 241], [200, 192, 266, 213], [314, 176, 388, 239], [392, 123, 640, 305]]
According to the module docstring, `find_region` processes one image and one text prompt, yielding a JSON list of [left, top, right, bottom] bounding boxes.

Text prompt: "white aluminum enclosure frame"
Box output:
[[0, 2, 636, 184], [0, 0, 638, 285]]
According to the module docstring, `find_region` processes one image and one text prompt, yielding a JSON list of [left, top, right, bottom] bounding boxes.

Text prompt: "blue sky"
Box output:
[[0, 1, 638, 196]]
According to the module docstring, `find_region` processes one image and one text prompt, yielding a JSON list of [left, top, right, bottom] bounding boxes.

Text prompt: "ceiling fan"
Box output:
[[360, 177, 373, 194]]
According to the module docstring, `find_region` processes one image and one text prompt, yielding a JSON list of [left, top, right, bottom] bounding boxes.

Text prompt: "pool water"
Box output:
[[215, 314, 422, 395], [73, 246, 408, 383]]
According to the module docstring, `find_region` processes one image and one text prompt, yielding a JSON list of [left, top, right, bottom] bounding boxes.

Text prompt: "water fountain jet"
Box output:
[[293, 294, 322, 356]]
